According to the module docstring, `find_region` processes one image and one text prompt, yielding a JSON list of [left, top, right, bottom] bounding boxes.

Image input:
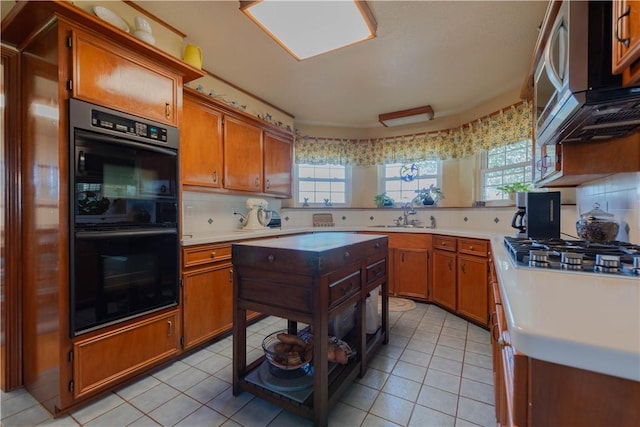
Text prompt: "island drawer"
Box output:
[[328, 268, 361, 308], [366, 258, 386, 284]]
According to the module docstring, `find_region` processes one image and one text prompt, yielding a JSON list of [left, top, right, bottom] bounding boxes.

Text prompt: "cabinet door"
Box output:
[[182, 95, 223, 187], [72, 29, 179, 125], [223, 116, 263, 191], [263, 132, 292, 197], [395, 248, 429, 300], [73, 310, 180, 399], [457, 254, 489, 325], [612, 0, 640, 76], [432, 250, 456, 310], [183, 264, 233, 349], [532, 143, 560, 184]]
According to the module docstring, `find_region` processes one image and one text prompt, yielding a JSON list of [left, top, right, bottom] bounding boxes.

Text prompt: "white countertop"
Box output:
[[182, 226, 640, 381]]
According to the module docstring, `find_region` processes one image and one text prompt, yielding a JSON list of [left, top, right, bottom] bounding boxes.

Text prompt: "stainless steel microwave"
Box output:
[[534, 1, 640, 147]]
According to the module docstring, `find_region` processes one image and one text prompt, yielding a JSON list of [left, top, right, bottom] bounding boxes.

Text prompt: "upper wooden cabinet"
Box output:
[[612, 0, 640, 85], [263, 132, 293, 197], [182, 94, 223, 188], [181, 88, 294, 197], [223, 115, 263, 192], [71, 28, 180, 126]]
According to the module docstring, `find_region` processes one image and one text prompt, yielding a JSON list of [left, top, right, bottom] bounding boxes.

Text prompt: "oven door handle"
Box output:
[[75, 228, 177, 239], [74, 130, 177, 157]]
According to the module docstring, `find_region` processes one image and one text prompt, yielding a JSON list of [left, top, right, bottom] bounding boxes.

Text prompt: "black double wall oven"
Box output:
[[69, 99, 180, 336]]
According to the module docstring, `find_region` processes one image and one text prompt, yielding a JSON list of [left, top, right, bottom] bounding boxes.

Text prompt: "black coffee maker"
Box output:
[[511, 192, 527, 237]]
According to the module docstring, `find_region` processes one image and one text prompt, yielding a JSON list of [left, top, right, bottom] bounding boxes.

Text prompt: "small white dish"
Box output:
[[134, 16, 152, 34], [132, 30, 155, 45], [93, 6, 130, 33]]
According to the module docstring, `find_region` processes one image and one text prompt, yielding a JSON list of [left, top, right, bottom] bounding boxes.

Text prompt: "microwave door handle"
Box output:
[[78, 150, 85, 174], [544, 17, 567, 92]]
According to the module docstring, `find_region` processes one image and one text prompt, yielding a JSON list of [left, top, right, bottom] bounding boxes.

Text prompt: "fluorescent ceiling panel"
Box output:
[[379, 106, 434, 127], [241, 1, 376, 60]]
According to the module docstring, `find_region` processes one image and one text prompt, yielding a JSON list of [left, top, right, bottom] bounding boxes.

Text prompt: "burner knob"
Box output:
[[633, 256, 640, 270], [595, 254, 620, 269], [561, 252, 583, 266], [529, 250, 549, 263]]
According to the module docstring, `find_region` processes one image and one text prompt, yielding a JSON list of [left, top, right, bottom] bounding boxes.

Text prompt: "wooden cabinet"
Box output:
[[534, 133, 640, 187], [73, 309, 181, 399], [612, 0, 640, 86], [432, 235, 457, 311], [223, 115, 263, 192], [182, 243, 233, 350], [232, 233, 389, 427], [71, 27, 180, 126], [360, 232, 431, 300], [263, 132, 293, 197], [1, 1, 203, 413], [182, 94, 223, 188], [457, 238, 489, 325]]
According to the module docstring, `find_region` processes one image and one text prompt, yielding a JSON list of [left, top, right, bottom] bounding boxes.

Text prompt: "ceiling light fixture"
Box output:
[[239, 0, 377, 61], [378, 105, 435, 127]]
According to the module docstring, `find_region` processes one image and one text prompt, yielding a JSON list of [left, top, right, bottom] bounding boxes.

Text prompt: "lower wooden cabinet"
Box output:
[[72, 309, 181, 399], [395, 248, 429, 300], [183, 264, 233, 349], [432, 249, 457, 310], [457, 254, 489, 324]]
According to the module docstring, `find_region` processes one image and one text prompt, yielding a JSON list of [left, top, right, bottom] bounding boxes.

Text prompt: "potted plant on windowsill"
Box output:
[[497, 182, 531, 203], [413, 185, 444, 206], [374, 192, 395, 208]]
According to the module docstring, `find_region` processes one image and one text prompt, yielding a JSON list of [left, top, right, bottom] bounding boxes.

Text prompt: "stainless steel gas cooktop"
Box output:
[[503, 236, 640, 278]]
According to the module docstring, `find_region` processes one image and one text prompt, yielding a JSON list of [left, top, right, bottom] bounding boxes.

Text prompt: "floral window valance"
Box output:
[[294, 101, 532, 166]]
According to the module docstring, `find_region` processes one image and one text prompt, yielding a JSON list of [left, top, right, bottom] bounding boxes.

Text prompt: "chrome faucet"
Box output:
[[403, 203, 416, 225], [430, 215, 436, 229]]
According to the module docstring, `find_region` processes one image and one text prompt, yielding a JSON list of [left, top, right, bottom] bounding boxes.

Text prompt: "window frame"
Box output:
[[378, 160, 442, 206], [294, 163, 351, 207], [479, 139, 533, 202]]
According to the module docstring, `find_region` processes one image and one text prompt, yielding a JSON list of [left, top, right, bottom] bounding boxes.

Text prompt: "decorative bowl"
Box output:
[[262, 330, 312, 370]]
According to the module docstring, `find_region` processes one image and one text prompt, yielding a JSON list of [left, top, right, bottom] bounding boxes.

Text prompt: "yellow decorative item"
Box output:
[[183, 43, 203, 69]]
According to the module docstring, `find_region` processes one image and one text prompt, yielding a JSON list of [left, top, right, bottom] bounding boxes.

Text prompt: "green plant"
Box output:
[[496, 182, 531, 194], [413, 184, 444, 205], [374, 192, 395, 207]]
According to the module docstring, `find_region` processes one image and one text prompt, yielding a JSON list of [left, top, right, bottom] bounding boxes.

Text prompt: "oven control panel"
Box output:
[[91, 109, 168, 142]]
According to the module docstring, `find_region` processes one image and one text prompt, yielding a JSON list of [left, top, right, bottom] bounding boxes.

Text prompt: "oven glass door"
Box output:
[[73, 230, 179, 335], [73, 130, 177, 229]]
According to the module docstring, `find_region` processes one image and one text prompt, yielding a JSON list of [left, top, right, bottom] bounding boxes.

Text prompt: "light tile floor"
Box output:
[[1, 303, 495, 426]]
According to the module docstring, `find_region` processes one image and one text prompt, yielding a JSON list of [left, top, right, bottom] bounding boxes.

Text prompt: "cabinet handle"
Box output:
[[212, 169, 218, 183], [375, 242, 380, 249], [211, 251, 216, 258], [229, 268, 233, 282], [267, 254, 275, 262], [448, 259, 452, 270], [401, 253, 405, 262], [615, 5, 631, 48], [266, 179, 271, 189], [441, 241, 446, 246], [167, 320, 173, 337], [165, 102, 171, 119], [254, 176, 260, 187], [461, 262, 466, 274], [498, 337, 510, 349], [344, 251, 350, 260], [469, 245, 474, 250], [491, 323, 499, 342]]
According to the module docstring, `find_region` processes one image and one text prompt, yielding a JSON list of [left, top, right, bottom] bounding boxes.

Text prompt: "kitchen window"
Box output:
[[381, 160, 440, 204], [481, 139, 532, 200], [296, 163, 349, 206]]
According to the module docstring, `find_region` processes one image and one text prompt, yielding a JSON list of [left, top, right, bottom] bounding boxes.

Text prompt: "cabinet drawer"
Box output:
[[433, 235, 457, 251], [458, 238, 488, 257], [183, 244, 232, 269], [328, 269, 361, 308], [366, 258, 386, 284]]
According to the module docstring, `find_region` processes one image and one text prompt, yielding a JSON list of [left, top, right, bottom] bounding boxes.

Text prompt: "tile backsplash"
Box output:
[[575, 172, 640, 244], [182, 172, 638, 244]]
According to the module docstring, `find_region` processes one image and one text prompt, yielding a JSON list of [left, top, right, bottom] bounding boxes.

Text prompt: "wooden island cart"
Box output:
[[232, 232, 389, 426]]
